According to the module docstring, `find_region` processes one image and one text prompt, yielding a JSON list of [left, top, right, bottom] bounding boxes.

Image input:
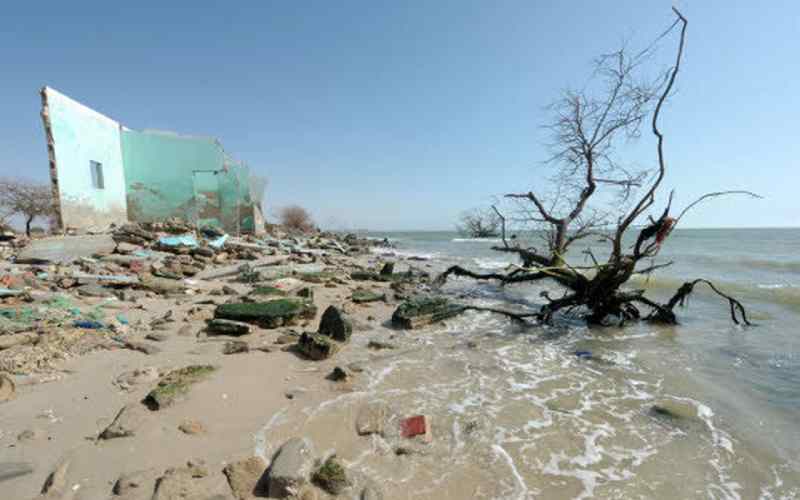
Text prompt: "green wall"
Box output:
[[121, 130, 255, 233]]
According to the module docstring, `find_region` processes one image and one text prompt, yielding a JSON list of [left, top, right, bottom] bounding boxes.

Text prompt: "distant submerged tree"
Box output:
[[456, 207, 501, 238], [279, 205, 315, 233], [436, 8, 759, 326], [0, 178, 56, 236]]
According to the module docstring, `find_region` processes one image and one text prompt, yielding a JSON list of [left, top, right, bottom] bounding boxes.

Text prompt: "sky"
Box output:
[[1, 1, 797, 230]]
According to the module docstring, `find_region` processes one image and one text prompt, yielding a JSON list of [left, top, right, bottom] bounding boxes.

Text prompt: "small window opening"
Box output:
[[90, 161, 104, 189]]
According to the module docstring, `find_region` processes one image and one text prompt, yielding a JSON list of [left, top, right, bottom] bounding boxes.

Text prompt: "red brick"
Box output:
[[400, 415, 432, 442]]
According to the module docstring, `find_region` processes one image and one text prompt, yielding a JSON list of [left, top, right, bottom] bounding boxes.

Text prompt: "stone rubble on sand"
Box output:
[[0, 222, 438, 499]]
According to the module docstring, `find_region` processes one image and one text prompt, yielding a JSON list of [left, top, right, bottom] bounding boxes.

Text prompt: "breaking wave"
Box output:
[[628, 275, 800, 311]]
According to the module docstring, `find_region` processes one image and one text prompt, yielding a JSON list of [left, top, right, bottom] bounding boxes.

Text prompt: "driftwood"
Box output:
[[436, 8, 757, 327]]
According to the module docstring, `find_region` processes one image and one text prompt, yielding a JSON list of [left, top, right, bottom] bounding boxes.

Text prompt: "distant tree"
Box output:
[[0, 179, 56, 236], [456, 207, 501, 238], [279, 205, 315, 233]]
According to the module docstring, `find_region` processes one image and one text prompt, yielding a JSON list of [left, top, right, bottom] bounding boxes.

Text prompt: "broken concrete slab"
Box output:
[[207, 318, 252, 336], [268, 437, 314, 498], [297, 333, 339, 360], [391, 297, 466, 329], [144, 365, 216, 410], [223, 456, 267, 499], [351, 289, 386, 304], [356, 403, 388, 436], [15, 234, 115, 264], [214, 299, 317, 329]]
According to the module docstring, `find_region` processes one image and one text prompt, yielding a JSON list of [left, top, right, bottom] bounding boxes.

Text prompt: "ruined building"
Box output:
[[40, 87, 265, 235]]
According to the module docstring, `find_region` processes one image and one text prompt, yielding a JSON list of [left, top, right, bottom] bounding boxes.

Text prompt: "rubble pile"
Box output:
[[0, 220, 457, 499]]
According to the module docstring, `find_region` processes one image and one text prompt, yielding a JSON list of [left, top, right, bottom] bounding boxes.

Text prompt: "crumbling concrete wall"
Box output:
[[121, 130, 257, 234], [41, 87, 128, 231]]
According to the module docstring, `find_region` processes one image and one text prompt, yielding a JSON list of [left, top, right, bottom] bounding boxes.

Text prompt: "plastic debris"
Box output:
[[158, 234, 198, 248], [73, 320, 104, 329]]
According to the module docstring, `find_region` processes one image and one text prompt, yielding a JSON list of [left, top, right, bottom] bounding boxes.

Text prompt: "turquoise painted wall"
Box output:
[[121, 130, 256, 233], [44, 87, 128, 228]]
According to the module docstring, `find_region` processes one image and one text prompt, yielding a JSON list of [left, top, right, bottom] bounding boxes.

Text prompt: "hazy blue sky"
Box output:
[[1, 1, 797, 230]]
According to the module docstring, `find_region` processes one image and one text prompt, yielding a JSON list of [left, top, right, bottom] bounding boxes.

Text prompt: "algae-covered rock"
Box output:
[[351, 289, 386, 304], [391, 297, 466, 329], [144, 365, 216, 410], [318, 306, 352, 342], [214, 299, 317, 328], [312, 456, 350, 495], [298, 333, 339, 360]]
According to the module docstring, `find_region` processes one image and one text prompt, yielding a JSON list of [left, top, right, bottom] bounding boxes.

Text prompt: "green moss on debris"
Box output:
[[296, 271, 337, 283], [144, 365, 216, 410], [392, 297, 466, 329], [214, 299, 316, 328], [312, 456, 350, 495], [351, 289, 386, 304], [251, 286, 287, 296]]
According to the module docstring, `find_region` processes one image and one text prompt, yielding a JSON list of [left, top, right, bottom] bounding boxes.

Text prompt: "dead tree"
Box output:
[[436, 8, 758, 326], [0, 178, 56, 236], [279, 205, 315, 233], [456, 207, 501, 238]]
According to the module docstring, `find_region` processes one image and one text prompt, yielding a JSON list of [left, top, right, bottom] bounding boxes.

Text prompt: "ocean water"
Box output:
[[272, 228, 800, 498]]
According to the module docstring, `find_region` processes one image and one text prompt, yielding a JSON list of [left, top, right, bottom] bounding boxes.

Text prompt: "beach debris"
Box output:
[[114, 367, 159, 392], [391, 297, 465, 329], [144, 365, 216, 410], [223, 456, 268, 499], [15, 234, 115, 264], [178, 419, 207, 435], [40, 458, 70, 497], [251, 285, 287, 297], [0, 373, 15, 402], [112, 468, 161, 497], [99, 403, 147, 440], [379, 262, 395, 277], [151, 467, 204, 500], [297, 333, 339, 360], [17, 428, 45, 442], [268, 437, 315, 498], [327, 366, 350, 382], [367, 340, 397, 350], [318, 305, 352, 342], [122, 340, 162, 355], [207, 318, 253, 336], [214, 299, 317, 328], [356, 403, 388, 436], [222, 340, 249, 355], [312, 455, 350, 495], [400, 415, 432, 442], [649, 397, 705, 426], [351, 288, 386, 304]]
